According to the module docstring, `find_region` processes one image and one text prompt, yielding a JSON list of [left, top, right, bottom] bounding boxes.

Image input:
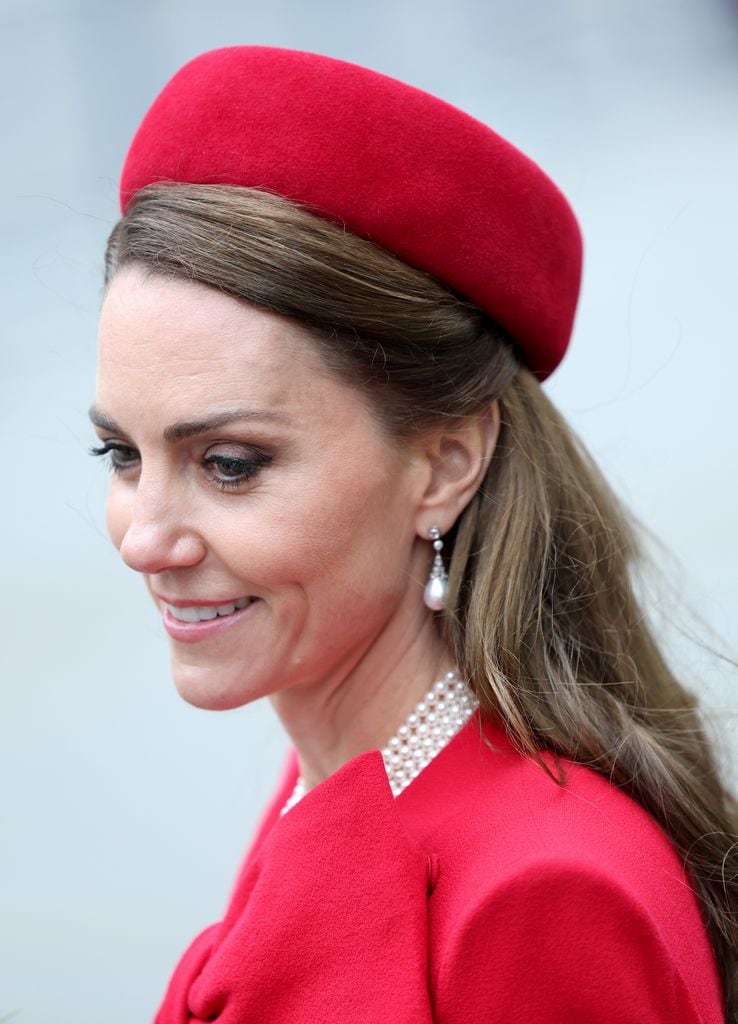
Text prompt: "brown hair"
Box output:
[[105, 183, 738, 1017]]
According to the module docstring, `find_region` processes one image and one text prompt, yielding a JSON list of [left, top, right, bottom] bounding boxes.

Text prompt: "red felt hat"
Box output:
[[120, 46, 582, 379]]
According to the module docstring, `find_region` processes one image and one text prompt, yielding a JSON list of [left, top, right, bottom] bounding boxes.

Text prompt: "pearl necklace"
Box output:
[[280, 669, 478, 816]]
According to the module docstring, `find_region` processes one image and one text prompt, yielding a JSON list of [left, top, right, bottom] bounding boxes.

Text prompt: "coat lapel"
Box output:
[[156, 750, 436, 1023]]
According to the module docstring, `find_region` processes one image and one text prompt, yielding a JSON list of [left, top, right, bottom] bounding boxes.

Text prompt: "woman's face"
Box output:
[[93, 267, 432, 710]]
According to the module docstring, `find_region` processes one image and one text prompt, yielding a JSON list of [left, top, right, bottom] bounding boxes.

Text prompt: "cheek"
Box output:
[[222, 458, 414, 600]]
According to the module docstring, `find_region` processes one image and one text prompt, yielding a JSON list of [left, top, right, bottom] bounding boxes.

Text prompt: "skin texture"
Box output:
[[94, 267, 498, 787]]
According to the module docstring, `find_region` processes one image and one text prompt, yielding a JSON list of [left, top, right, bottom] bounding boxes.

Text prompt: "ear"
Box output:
[[413, 401, 500, 536]]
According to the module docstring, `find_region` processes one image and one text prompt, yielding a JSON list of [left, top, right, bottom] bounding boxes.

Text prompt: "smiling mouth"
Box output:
[[164, 597, 255, 623]]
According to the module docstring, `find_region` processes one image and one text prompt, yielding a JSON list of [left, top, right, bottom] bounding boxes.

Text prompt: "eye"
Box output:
[[89, 440, 140, 473], [203, 447, 273, 490]]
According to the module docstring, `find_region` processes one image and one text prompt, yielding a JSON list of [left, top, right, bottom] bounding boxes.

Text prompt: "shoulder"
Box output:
[[400, 713, 693, 899], [398, 714, 724, 1024], [431, 854, 720, 1024]]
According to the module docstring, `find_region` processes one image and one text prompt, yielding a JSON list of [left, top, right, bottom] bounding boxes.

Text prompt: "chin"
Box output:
[[170, 660, 263, 712]]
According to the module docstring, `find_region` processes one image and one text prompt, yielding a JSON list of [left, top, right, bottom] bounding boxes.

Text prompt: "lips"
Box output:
[[158, 594, 260, 643]]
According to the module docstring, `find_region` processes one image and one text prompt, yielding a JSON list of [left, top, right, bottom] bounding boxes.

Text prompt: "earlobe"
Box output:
[[416, 401, 500, 533]]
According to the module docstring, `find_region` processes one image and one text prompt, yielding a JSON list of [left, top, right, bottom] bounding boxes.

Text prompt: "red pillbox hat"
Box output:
[[120, 46, 582, 379]]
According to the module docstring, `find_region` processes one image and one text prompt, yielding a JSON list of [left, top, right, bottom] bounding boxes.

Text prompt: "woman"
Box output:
[[91, 46, 736, 1022]]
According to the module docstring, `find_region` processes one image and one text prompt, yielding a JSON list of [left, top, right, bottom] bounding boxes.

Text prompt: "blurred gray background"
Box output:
[[2, 1, 737, 1020]]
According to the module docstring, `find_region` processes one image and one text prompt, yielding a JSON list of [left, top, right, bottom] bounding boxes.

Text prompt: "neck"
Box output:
[[269, 604, 455, 791]]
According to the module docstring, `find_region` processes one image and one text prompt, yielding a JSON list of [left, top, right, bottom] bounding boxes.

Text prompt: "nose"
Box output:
[[112, 476, 206, 576]]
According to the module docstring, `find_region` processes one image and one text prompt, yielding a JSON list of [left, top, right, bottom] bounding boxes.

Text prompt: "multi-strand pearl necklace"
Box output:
[[280, 669, 479, 816]]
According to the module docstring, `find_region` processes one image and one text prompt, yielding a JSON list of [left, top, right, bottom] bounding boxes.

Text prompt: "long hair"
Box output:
[[105, 182, 738, 1017]]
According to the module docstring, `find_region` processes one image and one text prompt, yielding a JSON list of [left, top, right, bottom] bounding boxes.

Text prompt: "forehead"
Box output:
[[96, 267, 357, 426]]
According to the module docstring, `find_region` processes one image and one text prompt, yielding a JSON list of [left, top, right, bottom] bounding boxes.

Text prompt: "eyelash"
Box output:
[[89, 441, 273, 491], [203, 451, 272, 489]]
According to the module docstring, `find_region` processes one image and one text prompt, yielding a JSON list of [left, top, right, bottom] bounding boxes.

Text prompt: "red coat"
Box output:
[[154, 712, 724, 1023]]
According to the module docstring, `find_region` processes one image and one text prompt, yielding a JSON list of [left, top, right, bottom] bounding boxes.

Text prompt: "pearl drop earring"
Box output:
[[423, 526, 448, 611]]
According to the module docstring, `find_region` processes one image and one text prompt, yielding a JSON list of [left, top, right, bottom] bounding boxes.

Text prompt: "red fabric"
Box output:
[[153, 713, 724, 1023], [119, 46, 583, 379]]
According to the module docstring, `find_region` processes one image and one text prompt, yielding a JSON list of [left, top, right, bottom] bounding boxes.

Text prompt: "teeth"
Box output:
[[167, 597, 252, 623]]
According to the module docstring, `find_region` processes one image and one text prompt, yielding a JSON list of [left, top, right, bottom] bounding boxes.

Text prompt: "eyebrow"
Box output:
[[88, 405, 289, 441]]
